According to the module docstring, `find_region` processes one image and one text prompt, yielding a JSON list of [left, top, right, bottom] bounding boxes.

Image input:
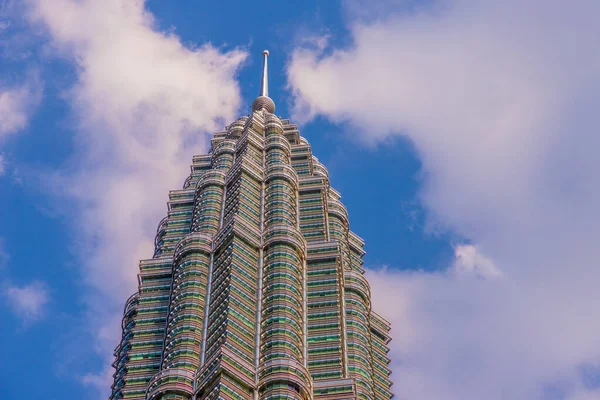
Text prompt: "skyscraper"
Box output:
[[111, 50, 392, 400]]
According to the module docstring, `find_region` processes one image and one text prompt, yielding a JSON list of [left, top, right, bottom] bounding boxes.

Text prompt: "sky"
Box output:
[[0, 1, 599, 399]]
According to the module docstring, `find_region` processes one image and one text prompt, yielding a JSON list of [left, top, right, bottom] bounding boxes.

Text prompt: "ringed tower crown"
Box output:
[[110, 50, 393, 400]]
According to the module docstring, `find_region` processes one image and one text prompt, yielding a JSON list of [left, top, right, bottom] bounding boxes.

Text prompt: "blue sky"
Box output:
[[1, 1, 600, 399]]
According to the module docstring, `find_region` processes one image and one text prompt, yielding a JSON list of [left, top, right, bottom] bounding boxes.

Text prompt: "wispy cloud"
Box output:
[[0, 67, 42, 176], [451, 244, 501, 279], [0, 70, 42, 138], [23, 0, 247, 395], [4, 280, 49, 323], [289, 0, 600, 399]]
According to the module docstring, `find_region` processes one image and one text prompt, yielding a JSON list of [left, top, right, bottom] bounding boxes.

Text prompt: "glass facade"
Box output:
[[111, 52, 392, 400]]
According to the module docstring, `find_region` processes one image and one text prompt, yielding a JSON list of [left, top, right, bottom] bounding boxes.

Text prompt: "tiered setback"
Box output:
[[111, 110, 393, 400]]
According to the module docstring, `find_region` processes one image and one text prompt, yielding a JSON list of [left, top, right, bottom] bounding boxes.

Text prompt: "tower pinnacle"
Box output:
[[252, 49, 275, 113]]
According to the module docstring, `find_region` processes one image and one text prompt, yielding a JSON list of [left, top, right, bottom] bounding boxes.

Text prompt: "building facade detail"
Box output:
[[111, 51, 393, 400]]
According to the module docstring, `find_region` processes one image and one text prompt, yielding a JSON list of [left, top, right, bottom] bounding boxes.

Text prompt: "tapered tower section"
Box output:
[[111, 51, 393, 400]]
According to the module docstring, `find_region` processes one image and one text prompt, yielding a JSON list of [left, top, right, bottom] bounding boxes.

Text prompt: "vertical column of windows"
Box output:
[[258, 116, 310, 400], [212, 139, 236, 171], [184, 155, 212, 189], [348, 232, 366, 275], [155, 190, 195, 257], [292, 150, 328, 245], [344, 272, 376, 400], [298, 188, 328, 243], [325, 195, 353, 384], [225, 130, 264, 400], [327, 198, 351, 271], [159, 172, 226, 381], [226, 116, 248, 140], [293, 146, 346, 385], [222, 141, 262, 367], [111, 259, 173, 400], [311, 158, 328, 181], [203, 237, 259, 365], [161, 251, 210, 371], [368, 313, 393, 399], [222, 131, 263, 369], [151, 236, 211, 400], [192, 172, 226, 236], [197, 124, 264, 400], [341, 232, 376, 400], [290, 146, 312, 177], [151, 141, 234, 400], [306, 255, 345, 381], [203, 241, 232, 360]]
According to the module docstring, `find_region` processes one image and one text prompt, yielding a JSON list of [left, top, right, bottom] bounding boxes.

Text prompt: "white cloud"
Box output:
[[0, 70, 42, 138], [0, 68, 42, 177], [289, 0, 600, 399], [4, 280, 49, 322], [451, 244, 501, 279], [24, 0, 247, 395]]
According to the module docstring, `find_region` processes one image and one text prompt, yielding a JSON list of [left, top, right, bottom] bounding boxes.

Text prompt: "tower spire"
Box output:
[[260, 50, 269, 97], [252, 49, 276, 113]]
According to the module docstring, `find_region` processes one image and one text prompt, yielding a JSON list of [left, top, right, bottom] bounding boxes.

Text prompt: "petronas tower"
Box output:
[[111, 51, 393, 400]]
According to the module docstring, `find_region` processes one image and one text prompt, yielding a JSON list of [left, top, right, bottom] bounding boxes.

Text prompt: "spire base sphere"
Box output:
[[251, 95, 275, 113]]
